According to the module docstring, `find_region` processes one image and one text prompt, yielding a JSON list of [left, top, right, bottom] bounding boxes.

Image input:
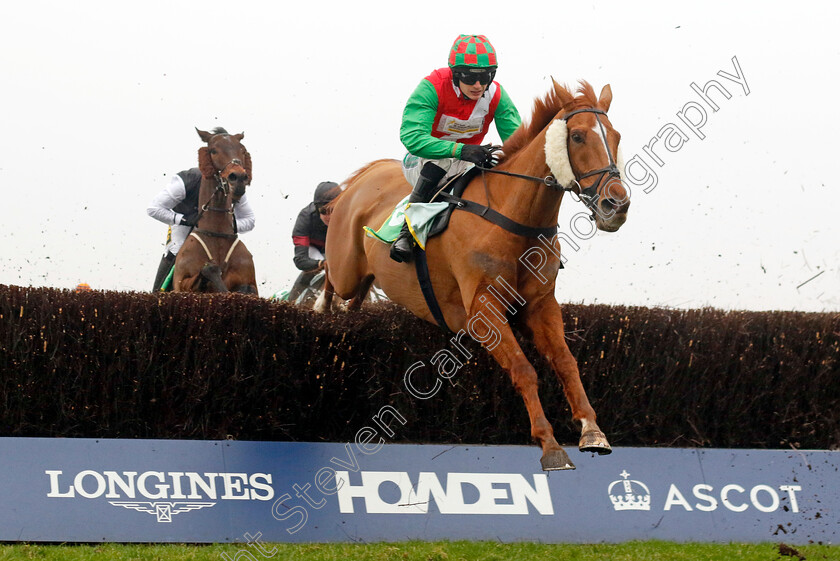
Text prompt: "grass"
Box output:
[[0, 541, 837, 561]]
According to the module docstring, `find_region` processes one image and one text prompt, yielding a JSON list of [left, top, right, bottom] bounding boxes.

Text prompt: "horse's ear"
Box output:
[[196, 128, 213, 143], [243, 150, 253, 183], [598, 84, 613, 113], [232, 132, 244, 142], [551, 77, 575, 110], [198, 147, 215, 178]]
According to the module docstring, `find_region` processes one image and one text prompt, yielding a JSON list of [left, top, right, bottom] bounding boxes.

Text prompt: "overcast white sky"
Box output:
[[2, 1, 838, 312]]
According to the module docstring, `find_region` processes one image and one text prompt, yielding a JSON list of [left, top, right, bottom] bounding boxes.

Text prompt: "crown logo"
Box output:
[[608, 470, 651, 511]]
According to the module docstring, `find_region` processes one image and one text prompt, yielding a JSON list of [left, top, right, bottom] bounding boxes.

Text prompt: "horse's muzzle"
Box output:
[[597, 210, 628, 232], [227, 171, 248, 184], [224, 168, 249, 198]]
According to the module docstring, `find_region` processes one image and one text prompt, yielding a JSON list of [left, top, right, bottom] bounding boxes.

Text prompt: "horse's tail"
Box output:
[[325, 159, 400, 215]]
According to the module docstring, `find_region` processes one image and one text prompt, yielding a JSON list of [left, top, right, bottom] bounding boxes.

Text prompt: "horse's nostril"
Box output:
[[227, 172, 248, 184], [601, 198, 617, 212], [607, 198, 630, 215], [600, 197, 631, 218]]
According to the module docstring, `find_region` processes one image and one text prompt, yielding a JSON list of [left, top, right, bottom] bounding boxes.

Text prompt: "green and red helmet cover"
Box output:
[[448, 34, 497, 70]]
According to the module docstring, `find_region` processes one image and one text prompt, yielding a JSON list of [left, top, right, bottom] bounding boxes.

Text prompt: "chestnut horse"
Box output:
[[173, 129, 258, 294], [318, 81, 630, 470]]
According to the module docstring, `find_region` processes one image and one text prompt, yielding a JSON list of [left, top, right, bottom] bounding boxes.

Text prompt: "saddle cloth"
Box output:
[[363, 167, 477, 249]]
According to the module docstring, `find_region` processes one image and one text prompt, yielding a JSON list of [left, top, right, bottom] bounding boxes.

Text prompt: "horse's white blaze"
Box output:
[[591, 124, 610, 156], [592, 123, 624, 185], [544, 119, 575, 188], [591, 122, 630, 201], [614, 146, 630, 202], [616, 147, 625, 181]]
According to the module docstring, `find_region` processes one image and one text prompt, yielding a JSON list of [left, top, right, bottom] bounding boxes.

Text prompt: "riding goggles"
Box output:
[[453, 70, 495, 86]]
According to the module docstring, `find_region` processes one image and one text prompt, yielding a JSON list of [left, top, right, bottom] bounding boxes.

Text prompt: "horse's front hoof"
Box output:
[[579, 430, 612, 455], [540, 448, 576, 471]]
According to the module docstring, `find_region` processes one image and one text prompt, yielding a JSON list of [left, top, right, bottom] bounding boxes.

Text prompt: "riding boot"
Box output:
[[390, 162, 447, 263], [152, 251, 176, 292]]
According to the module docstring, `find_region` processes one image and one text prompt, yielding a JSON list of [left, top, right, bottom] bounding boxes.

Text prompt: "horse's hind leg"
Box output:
[[525, 299, 611, 455], [346, 274, 375, 311]]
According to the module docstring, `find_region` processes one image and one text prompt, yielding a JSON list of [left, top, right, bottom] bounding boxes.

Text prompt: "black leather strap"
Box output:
[[437, 192, 558, 239], [563, 108, 607, 120], [193, 227, 238, 240], [414, 247, 452, 333]]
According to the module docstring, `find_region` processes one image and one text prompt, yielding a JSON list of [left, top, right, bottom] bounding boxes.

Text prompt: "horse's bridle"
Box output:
[[216, 158, 247, 196], [561, 108, 621, 215], [194, 158, 245, 240], [477, 107, 621, 220]]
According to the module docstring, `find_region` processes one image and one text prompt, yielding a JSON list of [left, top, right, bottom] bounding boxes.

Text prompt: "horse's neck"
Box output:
[[198, 178, 235, 232], [484, 129, 563, 228]]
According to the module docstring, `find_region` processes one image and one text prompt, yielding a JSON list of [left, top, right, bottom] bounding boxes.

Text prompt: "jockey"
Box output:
[[146, 127, 256, 292], [390, 34, 522, 263], [288, 181, 341, 301]]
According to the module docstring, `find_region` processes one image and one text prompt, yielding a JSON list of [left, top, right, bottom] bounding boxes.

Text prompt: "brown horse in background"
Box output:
[[173, 129, 258, 294], [319, 81, 630, 470]]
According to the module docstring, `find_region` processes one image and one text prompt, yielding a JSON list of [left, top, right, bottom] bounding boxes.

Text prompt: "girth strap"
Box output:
[[414, 247, 452, 334], [436, 192, 558, 238]]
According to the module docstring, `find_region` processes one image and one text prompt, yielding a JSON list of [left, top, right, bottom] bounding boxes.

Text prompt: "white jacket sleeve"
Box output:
[[233, 193, 256, 233], [147, 175, 187, 225]]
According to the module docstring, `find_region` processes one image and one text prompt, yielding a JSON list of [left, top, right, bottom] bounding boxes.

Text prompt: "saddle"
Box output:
[[425, 166, 480, 239]]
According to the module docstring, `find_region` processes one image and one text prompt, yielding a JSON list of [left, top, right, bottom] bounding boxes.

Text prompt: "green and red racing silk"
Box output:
[[400, 67, 521, 160]]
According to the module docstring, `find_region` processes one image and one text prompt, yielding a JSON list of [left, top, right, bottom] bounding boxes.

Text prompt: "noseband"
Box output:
[[477, 107, 621, 220]]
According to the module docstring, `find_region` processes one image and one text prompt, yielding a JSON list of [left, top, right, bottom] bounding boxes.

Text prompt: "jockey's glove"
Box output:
[[460, 144, 502, 168], [180, 212, 199, 227]]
